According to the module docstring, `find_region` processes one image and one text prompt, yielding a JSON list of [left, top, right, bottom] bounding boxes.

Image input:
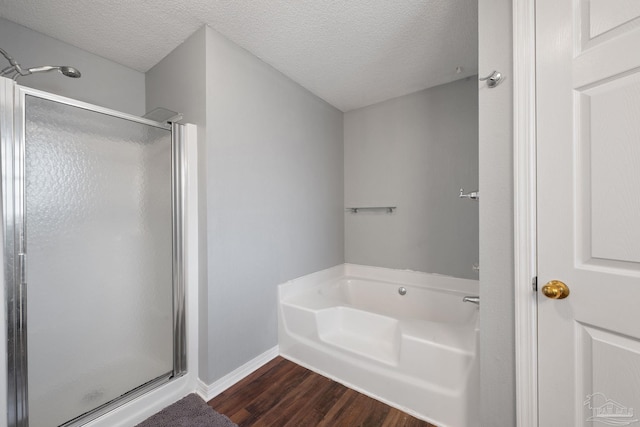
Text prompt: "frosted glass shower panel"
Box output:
[[24, 95, 173, 427]]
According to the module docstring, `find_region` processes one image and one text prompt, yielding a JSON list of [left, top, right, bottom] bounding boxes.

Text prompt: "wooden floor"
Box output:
[[208, 356, 437, 427]]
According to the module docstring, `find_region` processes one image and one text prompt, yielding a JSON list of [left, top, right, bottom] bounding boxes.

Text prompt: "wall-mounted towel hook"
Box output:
[[479, 70, 503, 88]]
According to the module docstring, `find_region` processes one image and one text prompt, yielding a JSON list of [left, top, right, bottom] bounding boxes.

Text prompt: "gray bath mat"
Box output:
[[135, 394, 237, 427]]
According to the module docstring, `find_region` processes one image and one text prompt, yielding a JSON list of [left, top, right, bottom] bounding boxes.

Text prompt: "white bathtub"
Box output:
[[278, 264, 479, 427]]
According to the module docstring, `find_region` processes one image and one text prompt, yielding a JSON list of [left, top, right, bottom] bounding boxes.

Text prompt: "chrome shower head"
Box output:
[[0, 47, 81, 80], [21, 65, 82, 79], [59, 66, 81, 78]]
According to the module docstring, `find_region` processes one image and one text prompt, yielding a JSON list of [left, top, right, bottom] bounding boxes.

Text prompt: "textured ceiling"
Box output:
[[0, 0, 477, 111]]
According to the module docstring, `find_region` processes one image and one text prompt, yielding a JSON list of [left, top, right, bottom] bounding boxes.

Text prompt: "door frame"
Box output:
[[513, 0, 538, 426]]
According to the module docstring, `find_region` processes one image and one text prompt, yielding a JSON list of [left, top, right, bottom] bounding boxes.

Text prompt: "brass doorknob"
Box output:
[[541, 280, 570, 299]]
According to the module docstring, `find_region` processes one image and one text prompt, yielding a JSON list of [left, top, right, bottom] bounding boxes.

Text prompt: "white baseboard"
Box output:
[[196, 346, 279, 401]]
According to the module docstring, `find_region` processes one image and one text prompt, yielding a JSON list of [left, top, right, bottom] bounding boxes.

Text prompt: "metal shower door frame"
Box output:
[[1, 78, 187, 427]]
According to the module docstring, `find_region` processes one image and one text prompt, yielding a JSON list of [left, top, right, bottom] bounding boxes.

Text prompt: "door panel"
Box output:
[[581, 0, 640, 48], [586, 73, 640, 264], [537, 0, 640, 425], [24, 95, 173, 427]]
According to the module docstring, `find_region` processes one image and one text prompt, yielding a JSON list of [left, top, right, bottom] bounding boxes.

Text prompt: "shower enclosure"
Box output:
[[1, 78, 186, 427]]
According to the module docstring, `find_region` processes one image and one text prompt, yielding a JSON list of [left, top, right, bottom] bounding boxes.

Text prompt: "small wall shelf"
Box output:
[[346, 206, 396, 214]]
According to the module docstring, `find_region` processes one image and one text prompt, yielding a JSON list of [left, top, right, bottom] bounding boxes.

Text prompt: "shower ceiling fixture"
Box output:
[[0, 46, 81, 80]]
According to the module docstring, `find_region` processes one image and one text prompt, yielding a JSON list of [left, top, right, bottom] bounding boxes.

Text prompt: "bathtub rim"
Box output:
[[279, 263, 480, 298]]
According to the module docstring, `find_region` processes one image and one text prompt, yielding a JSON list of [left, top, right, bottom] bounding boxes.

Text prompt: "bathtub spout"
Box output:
[[463, 296, 480, 305]]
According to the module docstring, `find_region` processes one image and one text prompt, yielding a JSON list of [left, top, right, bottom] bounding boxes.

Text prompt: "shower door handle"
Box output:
[[18, 252, 26, 285]]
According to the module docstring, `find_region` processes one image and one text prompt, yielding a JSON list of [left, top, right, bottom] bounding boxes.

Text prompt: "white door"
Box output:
[[537, 0, 640, 426]]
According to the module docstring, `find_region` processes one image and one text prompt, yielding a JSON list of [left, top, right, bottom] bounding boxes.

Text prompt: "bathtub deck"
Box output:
[[208, 356, 436, 427]]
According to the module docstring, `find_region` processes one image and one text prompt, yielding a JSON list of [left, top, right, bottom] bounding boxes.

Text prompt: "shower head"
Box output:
[[0, 46, 81, 80], [59, 66, 82, 78], [24, 65, 82, 79]]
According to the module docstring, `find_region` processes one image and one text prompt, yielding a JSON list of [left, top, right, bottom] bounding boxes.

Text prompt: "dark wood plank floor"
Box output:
[[208, 356, 437, 427]]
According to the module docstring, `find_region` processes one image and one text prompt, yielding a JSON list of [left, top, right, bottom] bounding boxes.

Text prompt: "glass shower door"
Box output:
[[20, 94, 176, 426]]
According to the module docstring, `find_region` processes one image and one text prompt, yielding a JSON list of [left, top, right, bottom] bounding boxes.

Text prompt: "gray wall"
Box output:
[[4, 12, 518, 420], [478, 0, 515, 425], [344, 78, 479, 280], [0, 18, 145, 116], [204, 27, 344, 382], [145, 26, 210, 381], [147, 26, 344, 384]]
